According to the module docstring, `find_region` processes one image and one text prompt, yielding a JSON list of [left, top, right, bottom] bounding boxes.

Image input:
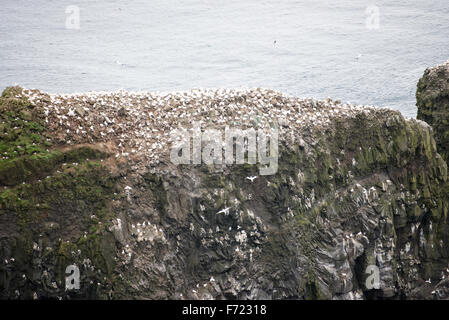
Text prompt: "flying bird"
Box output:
[[246, 176, 258, 183]]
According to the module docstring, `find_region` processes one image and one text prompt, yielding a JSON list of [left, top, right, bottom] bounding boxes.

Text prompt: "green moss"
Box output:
[[0, 88, 109, 187], [2, 159, 119, 296], [203, 173, 226, 188], [0, 89, 120, 298], [304, 272, 324, 300]]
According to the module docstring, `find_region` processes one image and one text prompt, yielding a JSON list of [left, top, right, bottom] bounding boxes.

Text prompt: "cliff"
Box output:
[[1, 75, 449, 299], [417, 60, 449, 164]]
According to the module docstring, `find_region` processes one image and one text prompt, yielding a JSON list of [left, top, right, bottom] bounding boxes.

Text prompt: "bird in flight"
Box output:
[[246, 176, 258, 183]]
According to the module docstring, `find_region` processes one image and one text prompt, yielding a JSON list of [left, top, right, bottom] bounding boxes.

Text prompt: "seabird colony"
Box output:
[[19, 88, 380, 166]]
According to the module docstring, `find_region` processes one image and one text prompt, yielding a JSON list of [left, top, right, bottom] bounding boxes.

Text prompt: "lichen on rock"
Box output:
[[417, 60, 449, 163], [2, 68, 449, 300]]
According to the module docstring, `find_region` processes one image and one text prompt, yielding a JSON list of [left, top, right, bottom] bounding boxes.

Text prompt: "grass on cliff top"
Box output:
[[0, 87, 49, 158], [0, 86, 55, 185], [0, 87, 109, 186], [0, 86, 112, 211]]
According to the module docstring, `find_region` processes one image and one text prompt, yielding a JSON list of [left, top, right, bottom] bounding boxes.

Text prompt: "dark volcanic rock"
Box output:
[[417, 60, 449, 163], [1, 78, 449, 299]]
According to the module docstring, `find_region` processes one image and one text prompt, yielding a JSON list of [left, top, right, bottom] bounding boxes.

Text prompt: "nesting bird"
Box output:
[[20, 87, 381, 168], [217, 207, 231, 215]]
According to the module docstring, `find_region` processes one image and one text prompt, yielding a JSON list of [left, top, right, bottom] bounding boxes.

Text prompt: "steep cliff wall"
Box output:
[[417, 60, 449, 164], [1, 84, 449, 300]]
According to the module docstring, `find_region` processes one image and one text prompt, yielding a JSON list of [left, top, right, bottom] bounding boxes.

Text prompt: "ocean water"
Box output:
[[1, 0, 448, 118]]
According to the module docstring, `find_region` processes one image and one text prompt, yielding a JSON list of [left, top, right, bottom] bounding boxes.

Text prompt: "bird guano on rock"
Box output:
[[19, 87, 382, 168]]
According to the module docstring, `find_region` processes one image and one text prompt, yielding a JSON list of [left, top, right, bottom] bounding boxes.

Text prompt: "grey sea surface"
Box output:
[[1, 0, 449, 117]]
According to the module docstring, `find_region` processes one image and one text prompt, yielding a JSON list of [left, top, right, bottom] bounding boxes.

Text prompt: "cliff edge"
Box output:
[[1, 76, 449, 299], [417, 60, 449, 164]]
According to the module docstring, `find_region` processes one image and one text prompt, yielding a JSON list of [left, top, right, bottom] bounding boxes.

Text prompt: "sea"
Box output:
[[1, 0, 449, 117]]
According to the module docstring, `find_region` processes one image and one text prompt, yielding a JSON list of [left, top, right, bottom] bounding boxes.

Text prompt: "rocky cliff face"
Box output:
[[1, 74, 449, 299], [417, 60, 449, 165]]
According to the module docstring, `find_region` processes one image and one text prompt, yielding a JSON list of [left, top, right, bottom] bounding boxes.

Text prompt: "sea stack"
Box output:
[[417, 60, 449, 164]]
